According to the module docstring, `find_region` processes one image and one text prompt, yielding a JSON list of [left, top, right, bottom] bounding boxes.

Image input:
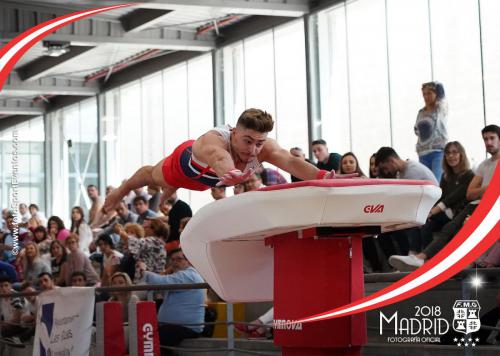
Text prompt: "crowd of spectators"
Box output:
[[0, 82, 498, 350]]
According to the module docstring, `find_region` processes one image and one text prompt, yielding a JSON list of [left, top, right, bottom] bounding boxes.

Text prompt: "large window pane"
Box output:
[[347, 0, 391, 169], [387, 0, 432, 161], [223, 43, 245, 125], [430, 0, 485, 167], [188, 54, 214, 139], [274, 20, 309, 155], [142, 73, 165, 165]]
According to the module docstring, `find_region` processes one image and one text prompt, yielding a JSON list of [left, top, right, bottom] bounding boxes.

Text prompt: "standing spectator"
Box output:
[[64, 234, 100, 286], [210, 187, 226, 201], [389, 125, 499, 271], [18, 203, 31, 225], [47, 216, 70, 242], [166, 193, 192, 243], [96, 234, 123, 286], [289, 147, 312, 182], [21, 242, 50, 287], [70, 206, 93, 255], [134, 196, 158, 225], [87, 184, 103, 227], [339, 152, 366, 177], [414, 81, 448, 180], [311, 139, 341, 172], [136, 248, 205, 351], [50, 240, 67, 286]]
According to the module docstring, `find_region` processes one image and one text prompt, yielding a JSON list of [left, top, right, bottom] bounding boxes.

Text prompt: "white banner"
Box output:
[[33, 287, 95, 356]]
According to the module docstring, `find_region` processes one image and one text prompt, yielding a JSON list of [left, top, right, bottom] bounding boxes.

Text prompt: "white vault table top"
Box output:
[[181, 179, 441, 302]]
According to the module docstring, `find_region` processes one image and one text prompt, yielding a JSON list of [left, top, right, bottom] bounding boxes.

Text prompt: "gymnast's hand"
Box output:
[[317, 169, 359, 179], [216, 169, 254, 187]]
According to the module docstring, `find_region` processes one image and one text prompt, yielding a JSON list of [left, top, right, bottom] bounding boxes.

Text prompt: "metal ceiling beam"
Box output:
[[0, 115, 38, 132], [0, 99, 45, 115], [16, 46, 95, 82], [0, 32, 216, 51], [1, 74, 99, 97], [120, 9, 173, 33]]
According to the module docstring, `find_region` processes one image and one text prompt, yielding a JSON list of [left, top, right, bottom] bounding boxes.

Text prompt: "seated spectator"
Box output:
[[1, 213, 20, 263], [18, 203, 31, 226], [136, 248, 205, 351], [19, 282, 37, 340], [47, 216, 70, 242], [233, 183, 245, 195], [165, 217, 190, 255], [369, 153, 378, 178], [50, 240, 67, 286], [21, 242, 50, 288], [289, 147, 312, 182], [96, 234, 123, 286], [210, 187, 226, 201], [245, 172, 263, 191], [259, 167, 287, 186], [33, 226, 51, 258], [108, 272, 139, 321], [27, 204, 46, 230], [158, 199, 172, 224], [70, 206, 93, 255], [339, 152, 366, 177], [0, 261, 17, 283], [148, 186, 162, 213], [38, 272, 57, 292], [312, 139, 341, 172], [374, 146, 438, 262], [419, 141, 474, 249], [69, 271, 88, 287], [476, 241, 500, 267], [127, 219, 167, 275], [0, 275, 28, 345], [64, 234, 100, 286], [166, 193, 192, 243], [235, 308, 273, 338], [134, 196, 158, 225], [105, 185, 115, 196], [389, 124, 499, 271]]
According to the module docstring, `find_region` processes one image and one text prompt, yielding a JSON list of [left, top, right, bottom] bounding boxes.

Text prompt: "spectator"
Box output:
[[311, 139, 341, 172], [1, 208, 11, 233], [0, 260, 17, 282], [64, 234, 100, 286], [369, 153, 378, 178], [108, 272, 139, 321], [476, 241, 500, 268], [21, 241, 50, 287], [289, 147, 312, 182], [210, 187, 226, 201], [18, 203, 31, 226], [50, 240, 67, 286], [38, 272, 57, 292], [0, 275, 28, 346], [87, 184, 104, 227], [33, 226, 51, 257], [134, 196, 158, 225], [99, 200, 139, 243], [125, 219, 168, 275], [235, 308, 273, 338], [375, 146, 438, 183], [245, 172, 263, 191], [389, 124, 499, 271], [233, 183, 245, 195], [136, 248, 205, 351], [19, 283, 37, 340], [419, 141, 474, 249], [414, 81, 448, 180], [47, 216, 70, 242], [259, 167, 287, 186], [166, 193, 192, 243], [148, 186, 162, 213], [339, 152, 366, 177], [70, 206, 93, 255], [127, 188, 151, 214], [27, 204, 46, 230], [158, 199, 173, 224], [1, 213, 21, 263], [105, 185, 115, 196], [70, 271, 87, 287], [96, 234, 123, 286]]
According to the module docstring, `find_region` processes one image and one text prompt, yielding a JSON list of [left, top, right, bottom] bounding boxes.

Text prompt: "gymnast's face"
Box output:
[[231, 126, 267, 163]]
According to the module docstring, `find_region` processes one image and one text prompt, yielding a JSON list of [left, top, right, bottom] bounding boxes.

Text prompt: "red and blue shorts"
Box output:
[[162, 140, 220, 191]]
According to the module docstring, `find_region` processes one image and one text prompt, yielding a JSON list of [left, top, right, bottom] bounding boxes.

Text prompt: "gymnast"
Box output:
[[102, 108, 357, 213]]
